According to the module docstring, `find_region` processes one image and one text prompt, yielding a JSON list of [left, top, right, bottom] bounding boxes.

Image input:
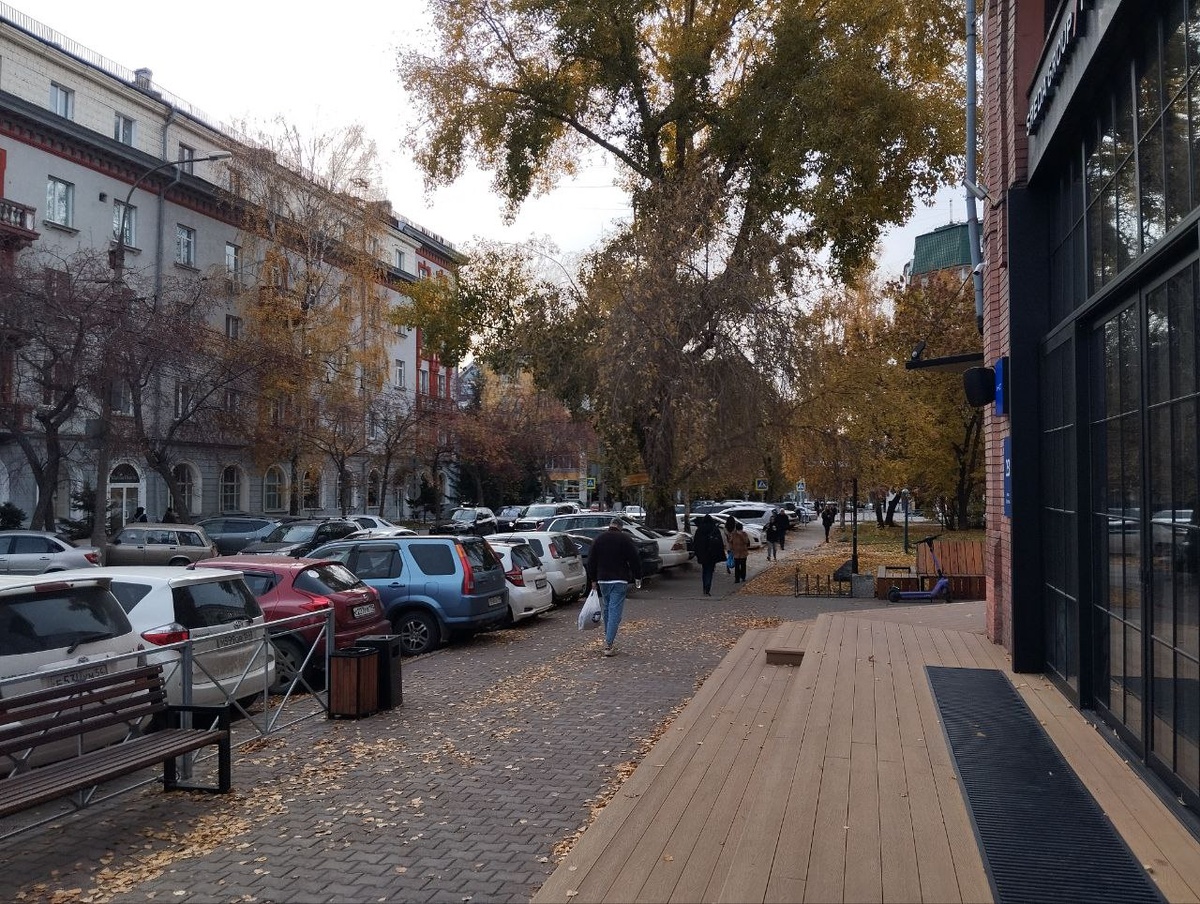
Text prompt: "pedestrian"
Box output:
[[584, 518, 642, 657], [728, 520, 750, 583], [772, 507, 791, 551], [724, 515, 737, 573], [821, 503, 836, 543], [131, 506, 148, 523], [764, 515, 779, 561], [161, 507, 178, 523], [692, 514, 726, 596]]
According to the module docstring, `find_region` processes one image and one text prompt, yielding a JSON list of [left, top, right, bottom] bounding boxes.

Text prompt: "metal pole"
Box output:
[[851, 477, 859, 575], [903, 489, 910, 554]]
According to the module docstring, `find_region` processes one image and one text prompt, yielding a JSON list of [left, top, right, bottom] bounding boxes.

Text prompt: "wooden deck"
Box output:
[[533, 602, 1200, 903]]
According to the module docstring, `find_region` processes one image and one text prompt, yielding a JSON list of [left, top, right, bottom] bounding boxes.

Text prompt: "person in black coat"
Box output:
[[772, 508, 791, 550], [693, 514, 727, 596], [584, 519, 642, 656]]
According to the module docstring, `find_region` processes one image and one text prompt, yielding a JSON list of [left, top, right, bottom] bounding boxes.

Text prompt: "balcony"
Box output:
[[0, 199, 39, 251]]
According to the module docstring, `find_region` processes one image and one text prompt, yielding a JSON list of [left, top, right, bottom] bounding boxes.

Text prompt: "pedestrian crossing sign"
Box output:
[[755, 478, 768, 491]]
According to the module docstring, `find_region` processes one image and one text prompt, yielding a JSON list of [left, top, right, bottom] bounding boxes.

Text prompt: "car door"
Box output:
[[109, 528, 148, 565], [0, 535, 15, 573], [6, 534, 59, 575], [350, 544, 407, 609]]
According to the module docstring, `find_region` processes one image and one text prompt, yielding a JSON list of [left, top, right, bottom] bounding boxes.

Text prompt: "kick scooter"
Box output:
[[887, 535, 952, 603]]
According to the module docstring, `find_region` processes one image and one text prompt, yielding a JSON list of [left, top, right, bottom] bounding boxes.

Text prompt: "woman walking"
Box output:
[[728, 521, 750, 583], [692, 514, 726, 596]]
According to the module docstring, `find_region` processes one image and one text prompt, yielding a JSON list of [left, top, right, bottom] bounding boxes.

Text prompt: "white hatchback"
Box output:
[[489, 539, 554, 623], [488, 532, 587, 603], [51, 566, 275, 707]]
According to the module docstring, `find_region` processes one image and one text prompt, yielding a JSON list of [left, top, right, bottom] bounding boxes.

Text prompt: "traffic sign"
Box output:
[[755, 478, 768, 491], [796, 479, 806, 493], [586, 477, 596, 489]]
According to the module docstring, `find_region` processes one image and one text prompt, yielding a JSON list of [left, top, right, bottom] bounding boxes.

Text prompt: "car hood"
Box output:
[[242, 541, 304, 555]]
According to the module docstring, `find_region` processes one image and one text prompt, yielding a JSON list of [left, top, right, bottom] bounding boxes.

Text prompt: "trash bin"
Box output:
[[356, 634, 403, 710], [328, 647, 378, 719]]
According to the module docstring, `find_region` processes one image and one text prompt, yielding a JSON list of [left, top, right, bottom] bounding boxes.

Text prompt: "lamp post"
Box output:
[[109, 152, 231, 279], [903, 487, 911, 554]]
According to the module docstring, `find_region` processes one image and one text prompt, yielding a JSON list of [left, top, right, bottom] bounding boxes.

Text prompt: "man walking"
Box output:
[[584, 519, 642, 657], [772, 507, 791, 551], [692, 514, 726, 596]]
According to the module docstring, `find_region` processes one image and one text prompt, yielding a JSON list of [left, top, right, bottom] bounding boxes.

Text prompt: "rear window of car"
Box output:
[[510, 545, 540, 569], [295, 563, 364, 595], [0, 586, 131, 656], [239, 572, 278, 597], [522, 538, 546, 557], [551, 535, 579, 557], [408, 542, 456, 576], [173, 579, 262, 627]]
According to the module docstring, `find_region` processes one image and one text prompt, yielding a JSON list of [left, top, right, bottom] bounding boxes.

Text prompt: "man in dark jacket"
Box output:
[[772, 508, 791, 550], [692, 514, 726, 596], [585, 519, 642, 656]]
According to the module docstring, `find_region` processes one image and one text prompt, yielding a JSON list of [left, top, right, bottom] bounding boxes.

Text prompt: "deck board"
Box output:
[[534, 602, 1200, 904]]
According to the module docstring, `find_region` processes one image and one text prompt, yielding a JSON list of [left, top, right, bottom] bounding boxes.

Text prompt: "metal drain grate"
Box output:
[[927, 666, 1163, 904]]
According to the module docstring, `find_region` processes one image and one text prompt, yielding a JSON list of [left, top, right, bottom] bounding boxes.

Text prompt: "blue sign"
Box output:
[[995, 356, 1008, 417], [755, 478, 768, 491], [1003, 436, 1012, 517]]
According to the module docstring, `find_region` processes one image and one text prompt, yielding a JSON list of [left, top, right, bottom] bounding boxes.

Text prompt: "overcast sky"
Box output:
[[27, 0, 962, 276]]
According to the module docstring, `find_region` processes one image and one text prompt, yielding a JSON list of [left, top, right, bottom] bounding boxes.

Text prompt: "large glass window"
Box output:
[[46, 178, 73, 228], [221, 465, 242, 512], [264, 466, 286, 512]]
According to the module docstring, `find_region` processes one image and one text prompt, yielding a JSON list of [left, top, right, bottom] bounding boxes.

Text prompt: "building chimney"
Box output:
[[134, 68, 153, 91]]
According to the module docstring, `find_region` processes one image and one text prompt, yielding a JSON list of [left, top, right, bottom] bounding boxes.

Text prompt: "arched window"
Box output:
[[367, 470, 381, 508], [264, 466, 286, 512], [171, 463, 197, 514], [220, 465, 243, 512], [302, 469, 321, 511]]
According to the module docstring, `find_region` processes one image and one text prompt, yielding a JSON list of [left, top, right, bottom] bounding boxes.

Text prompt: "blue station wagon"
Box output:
[[308, 535, 508, 655]]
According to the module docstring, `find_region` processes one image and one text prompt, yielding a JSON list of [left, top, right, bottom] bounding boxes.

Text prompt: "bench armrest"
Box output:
[[165, 704, 231, 733]]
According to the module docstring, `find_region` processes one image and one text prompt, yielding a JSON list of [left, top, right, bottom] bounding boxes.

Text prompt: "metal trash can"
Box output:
[[328, 647, 378, 719], [356, 634, 403, 710]]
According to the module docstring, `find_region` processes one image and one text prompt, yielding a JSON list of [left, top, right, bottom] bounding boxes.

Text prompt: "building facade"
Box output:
[[0, 6, 463, 526], [987, 0, 1200, 816]]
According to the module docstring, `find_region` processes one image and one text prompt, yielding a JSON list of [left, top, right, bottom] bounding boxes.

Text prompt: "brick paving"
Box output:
[[1, 525, 871, 903]]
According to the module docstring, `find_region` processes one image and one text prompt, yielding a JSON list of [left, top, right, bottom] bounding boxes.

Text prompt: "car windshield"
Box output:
[[451, 510, 477, 523], [264, 523, 319, 543], [525, 505, 558, 517]]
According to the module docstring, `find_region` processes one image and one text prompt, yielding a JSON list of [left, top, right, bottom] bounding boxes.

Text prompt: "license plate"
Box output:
[[352, 603, 375, 619], [566, 562, 580, 573], [216, 629, 254, 649], [535, 579, 547, 589], [488, 595, 504, 607], [43, 662, 110, 688]]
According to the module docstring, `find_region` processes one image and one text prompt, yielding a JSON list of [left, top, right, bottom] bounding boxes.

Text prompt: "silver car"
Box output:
[[0, 530, 101, 574]]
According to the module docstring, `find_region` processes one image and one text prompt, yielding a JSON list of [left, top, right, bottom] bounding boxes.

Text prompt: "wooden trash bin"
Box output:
[[328, 647, 379, 719]]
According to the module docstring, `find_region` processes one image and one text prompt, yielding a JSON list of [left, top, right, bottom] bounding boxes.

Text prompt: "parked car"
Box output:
[[308, 535, 508, 656], [0, 530, 101, 573], [513, 502, 580, 531], [567, 532, 594, 569], [343, 526, 418, 540], [495, 505, 528, 533], [488, 531, 587, 603], [193, 555, 390, 691], [241, 519, 360, 557], [0, 572, 143, 766], [105, 523, 218, 566], [348, 514, 398, 531], [639, 526, 692, 568], [487, 539, 554, 624], [620, 505, 647, 522], [195, 516, 284, 555], [543, 515, 663, 577], [52, 566, 274, 707], [429, 506, 499, 536]]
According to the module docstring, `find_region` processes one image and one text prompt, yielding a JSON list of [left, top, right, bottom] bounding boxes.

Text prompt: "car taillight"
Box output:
[[504, 564, 525, 586], [455, 543, 475, 595], [84, 551, 100, 565], [548, 544, 561, 559], [142, 623, 190, 645], [299, 594, 332, 612]]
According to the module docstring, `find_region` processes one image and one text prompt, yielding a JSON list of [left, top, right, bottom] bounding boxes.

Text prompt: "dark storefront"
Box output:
[[1018, 0, 1200, 809]]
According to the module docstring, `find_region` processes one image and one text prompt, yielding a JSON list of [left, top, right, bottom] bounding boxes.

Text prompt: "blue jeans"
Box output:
[[598, 581, 628, 647], [767, 540, 777, 560], [701, 562, 716, 594]]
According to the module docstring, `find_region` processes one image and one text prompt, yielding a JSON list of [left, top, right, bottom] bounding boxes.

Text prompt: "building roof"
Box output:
[[909, 222, 973, 276]]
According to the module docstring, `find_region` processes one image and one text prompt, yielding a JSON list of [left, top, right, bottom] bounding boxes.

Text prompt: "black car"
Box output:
[[553, 522, 663, 577], [495, 505, 527, 533], [195, 515, 287, 555], [429, 506, 498, 536], [240, 518, 360, 557]]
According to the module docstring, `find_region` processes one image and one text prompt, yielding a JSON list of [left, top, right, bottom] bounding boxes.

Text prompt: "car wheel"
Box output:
[[168, 556, 192, 566], [270, 637, 308, 694], [392, 609, 439, 656]]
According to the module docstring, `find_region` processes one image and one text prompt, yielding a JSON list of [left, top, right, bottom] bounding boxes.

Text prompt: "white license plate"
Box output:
[[43, 662, 110, 688], [535, 579, 548, 589], [352, 604, 375, 619], [488, 595, 504, 607], [216, 629, 254, 649], [566, 562, 580, 573]]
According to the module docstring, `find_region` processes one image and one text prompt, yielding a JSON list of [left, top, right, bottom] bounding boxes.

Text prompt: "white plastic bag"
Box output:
[[578, 588, 602, 631]]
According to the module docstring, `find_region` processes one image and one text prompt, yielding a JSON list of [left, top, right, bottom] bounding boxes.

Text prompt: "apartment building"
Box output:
[[0, 5, 464, 526]]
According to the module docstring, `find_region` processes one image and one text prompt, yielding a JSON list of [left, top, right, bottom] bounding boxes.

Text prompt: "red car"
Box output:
[[193, 555, 389, 690]]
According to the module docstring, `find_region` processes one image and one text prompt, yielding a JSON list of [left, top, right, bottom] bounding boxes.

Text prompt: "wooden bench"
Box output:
[[917, 538, 986, 601], [0, 663, 232, 819]]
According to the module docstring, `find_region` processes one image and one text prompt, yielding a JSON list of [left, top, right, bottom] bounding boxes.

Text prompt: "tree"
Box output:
[[400, 0, 965, 528]]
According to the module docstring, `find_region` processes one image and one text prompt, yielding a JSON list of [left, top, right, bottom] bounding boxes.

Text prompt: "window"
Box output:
[[263, 466, 286, 511], [171, 463, 196, 513], [113, 113, 135, 145], [436, 372, 446, 398], [395, 249, 406, 272], [223, 389, 240, 412], [46, 178, 73, 227], [178, 143, 195, 174], [110, 382, 133, 416], [225, 315, 242, 340], [225, 243, 241, 285], [418, 368, 429, 394], [302, 469, 321, 510], [176, 225, 196, 267], [270, 398, 285, 426], [174, 382, 193, 418], [112, 201, 136, 246], [395, 359, 406, 389], [49, 83, 73, 118], [220, 465, 241, 512]]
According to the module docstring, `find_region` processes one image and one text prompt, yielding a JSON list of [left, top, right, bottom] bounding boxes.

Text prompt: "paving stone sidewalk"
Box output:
[[2, 529, 866, 903]]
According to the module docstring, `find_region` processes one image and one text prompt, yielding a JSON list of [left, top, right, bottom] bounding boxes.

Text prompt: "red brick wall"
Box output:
[[982, 0, 1046, 651]]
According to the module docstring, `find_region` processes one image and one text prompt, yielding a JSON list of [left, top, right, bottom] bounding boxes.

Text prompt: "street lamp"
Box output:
[[903, 488, 911, 554], [109, 152, 231, 278]]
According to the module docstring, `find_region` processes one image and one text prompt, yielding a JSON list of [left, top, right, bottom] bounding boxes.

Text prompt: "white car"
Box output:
[[52, 566, 275, 707], [628, 524, 691, 568], [489, 539, 554, 623], [681, 513, 762, 549], [488, 531, 587, 603], [0, 572, 144, 765], [348, 514, 399, 531]]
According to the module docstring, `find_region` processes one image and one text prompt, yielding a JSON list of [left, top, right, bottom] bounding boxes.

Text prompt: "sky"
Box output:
[[27, 0, 964, 277]]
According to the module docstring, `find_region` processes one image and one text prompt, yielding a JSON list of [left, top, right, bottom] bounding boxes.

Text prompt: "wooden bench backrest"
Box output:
[[0, 664, 166, 760], [916, 539, 985, 576]]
